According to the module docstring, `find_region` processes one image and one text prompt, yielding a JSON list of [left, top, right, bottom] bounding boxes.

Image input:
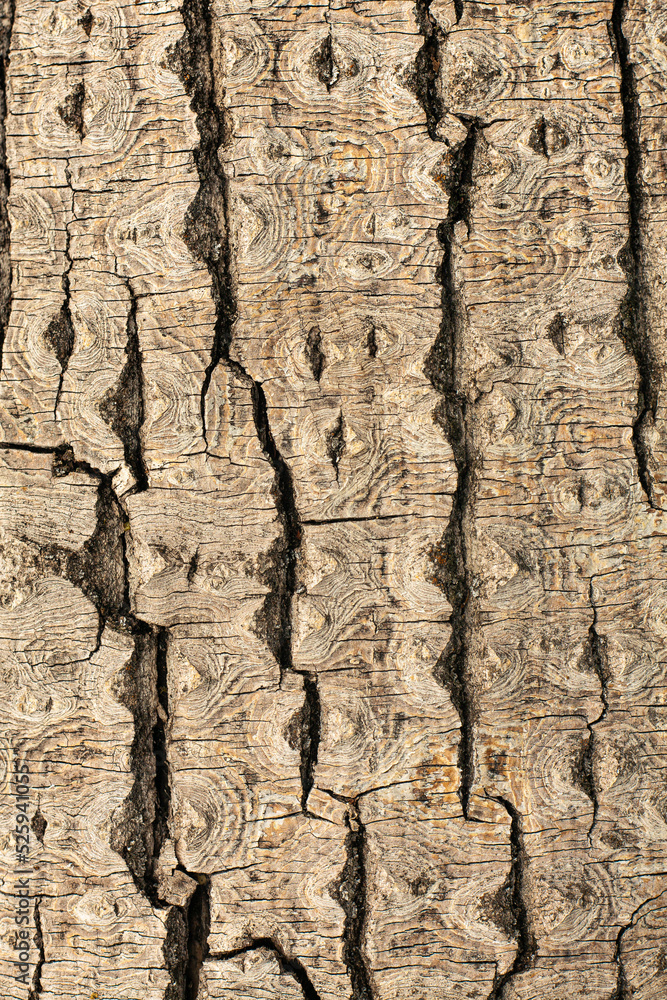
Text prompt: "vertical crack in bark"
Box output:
[[173, 0, 234, 448], [48, 167, 77, 418], [580, 579, 610, 844], [112, 626, 165, 906], [487, 797, 537, 999], [414, 2, 444, 141], [183, 876, 211, 1000], [209, 939, 323, 1000], [609, 891, 667, 1000], [326, 411, 345, 481], [295, 674, 321, 813], [175, 3, 320, 816], [609, 0, 659, 508], [312, 32, 339, 91], [0, 1, 14, 372], [416, 3, 482, 819], [100, 279, 149, 492], [27, 898, 44, 1000], [426, 125, 481, 819], [332, 801, 375, 1000]]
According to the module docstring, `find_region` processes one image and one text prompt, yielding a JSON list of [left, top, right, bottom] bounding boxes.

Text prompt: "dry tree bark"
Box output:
[[0, 1, 666, 998]]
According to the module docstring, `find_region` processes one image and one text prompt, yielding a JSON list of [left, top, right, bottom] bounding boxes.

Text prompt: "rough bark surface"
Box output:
[[0, 1, 666, 998]]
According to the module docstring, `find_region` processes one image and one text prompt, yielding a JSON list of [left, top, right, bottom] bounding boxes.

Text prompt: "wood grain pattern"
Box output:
[[0, 1, 665, 999]]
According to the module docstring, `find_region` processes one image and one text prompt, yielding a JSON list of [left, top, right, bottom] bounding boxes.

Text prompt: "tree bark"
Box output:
[[0, 1, 666, 998]]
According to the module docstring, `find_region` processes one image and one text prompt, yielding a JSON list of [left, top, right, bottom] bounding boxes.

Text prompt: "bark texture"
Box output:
[[0, 1, 666, 998]]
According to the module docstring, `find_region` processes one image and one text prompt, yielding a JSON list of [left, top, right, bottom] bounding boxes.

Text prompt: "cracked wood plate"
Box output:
[[0, 1, 666, 999]]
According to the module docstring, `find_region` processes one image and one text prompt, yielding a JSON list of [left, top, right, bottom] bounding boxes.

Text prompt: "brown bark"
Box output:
[[0, 2, 666, 999]]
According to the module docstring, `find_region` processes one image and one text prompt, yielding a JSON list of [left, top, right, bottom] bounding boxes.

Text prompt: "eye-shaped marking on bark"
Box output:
[[306, 325, 325, 381], [78, 9, 94, 37], [528, 116, 570, 158], [31, 805, 47, 844], [546, 312, 566, 355], [311, 34, 340, 90], [57, 82, 86, 140], [326, 411, 345, 480], [366, 321, 378, 358]]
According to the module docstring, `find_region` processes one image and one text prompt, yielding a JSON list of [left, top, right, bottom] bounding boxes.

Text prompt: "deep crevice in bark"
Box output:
[[174, 2, 320, 817], [27, 898, 44, 1000], [423, 114, 481, 819], [306, 325, 325, 382], [183, 876, 211, 1000], [297, 674, 321, 813], [172, 0, 234, 449], [111, 626, 165, 906], [414, 2, 444, 141], [487, 797, 537, 1000], [49, 168, 77, 418], [580, 579, 610, 844], [332, 801, 375, 1000], [609, 0, 659, 508], [48, 449, 177, 924], [99, 279, 149, 492], [0, 1, 14, 373], [610, 891, 667, 1000], [209, 938, 322, 1000]]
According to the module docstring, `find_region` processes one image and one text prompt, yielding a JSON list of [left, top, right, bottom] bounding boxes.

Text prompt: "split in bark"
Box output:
[[100, 278, 149, 492], [579, 579, 611, 844], [27, 898, 44, 1000], [610, 0, 660, 507], [175, 1, 321, 818], [209, 939, 322, 1000], [0, 2, 14, 372], [487, 797, 537, 1000]]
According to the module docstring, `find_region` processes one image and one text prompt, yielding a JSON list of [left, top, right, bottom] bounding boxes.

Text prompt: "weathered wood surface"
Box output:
[[0, 1, 666, 999]]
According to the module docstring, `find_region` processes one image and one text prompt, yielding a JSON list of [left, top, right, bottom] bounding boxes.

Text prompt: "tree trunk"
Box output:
[[0, 1, 666, 998]]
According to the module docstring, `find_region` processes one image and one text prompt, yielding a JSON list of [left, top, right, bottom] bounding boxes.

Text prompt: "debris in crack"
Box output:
[[28, 898, 44, 1000], [306, 325, 325, 382], [0, 1, 14, 373], [578, 580, 611, 842], [331, 802, 375, 1000], [487, 797, 537, 1000], [99, 279, 149, 492], [209, 938, 322, 1000], [57, 81, 86, 140], [610, 0, 659, 508], [184, 876, 211, 1000], [326, 412, 345, 481], [423, 116, 481, 819]]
